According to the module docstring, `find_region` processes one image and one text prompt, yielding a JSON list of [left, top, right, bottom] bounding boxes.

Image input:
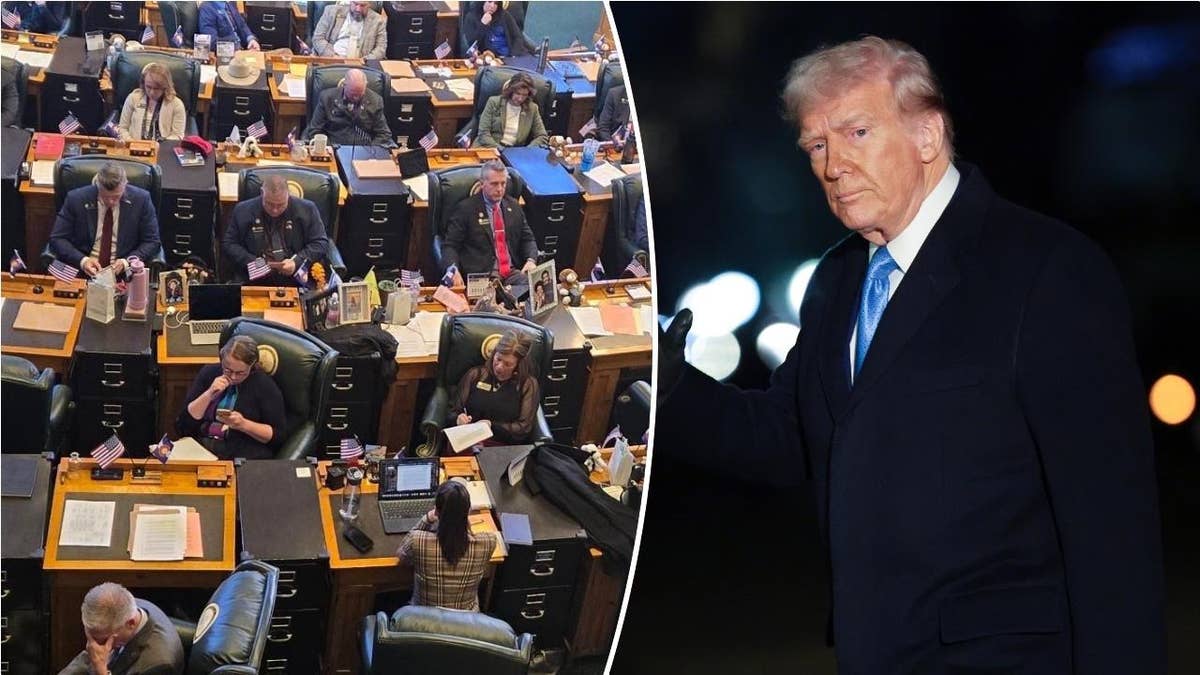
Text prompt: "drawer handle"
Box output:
[[267, 630, 292, 642], [366, 252, 384, 259], [101, 379, 125, 388], [171, 247, 193, 256], [107, 13, 125, 20], [101, 420, 125, 429], [408, 28, 423, 34], [276, 585, 297, 598], [64, 96, 80, 103], [174, 212, 194, 221], [332, 383, 353, 391], [0, 588, 8, 599], [234, 110, 252, 116], [327, 422, 349, 431], [398, 116, 414, 123], [547, 373, 567, 382], [260, 26, 277, 32], [529, 564, 555, 577], [543, 409, 559, 419], [369, 217, 387, 224], [548, 215, 565, 223], [520, 609, 544, 620]]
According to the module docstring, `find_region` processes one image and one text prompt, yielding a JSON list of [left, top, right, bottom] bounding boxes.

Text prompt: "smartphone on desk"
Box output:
[[343, 524, 374, 554], [215, 408, 233, 422]]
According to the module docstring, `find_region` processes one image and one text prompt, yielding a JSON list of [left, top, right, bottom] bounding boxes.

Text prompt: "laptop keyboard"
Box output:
[[380, 499, 433, 521], [191, 320, 228, 334]]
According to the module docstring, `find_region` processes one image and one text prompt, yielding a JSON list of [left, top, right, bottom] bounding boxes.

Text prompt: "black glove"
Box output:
[[657, 308, 692, 399]]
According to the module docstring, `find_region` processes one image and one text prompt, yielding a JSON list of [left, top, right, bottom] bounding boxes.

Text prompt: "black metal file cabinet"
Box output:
[[539, 308, 592, 444], [210, 74, 273, 142], [79, 0, 145, 41], [245, 1, 295, 50], [1, 455, 52, 675], [157, 140, 219, 268], [385, 91, 434, 150], [69, 312, 156, 457], [237, 460, 331, 674], [40, 37, 106, 133], [384, 1, 440, 59], [336, 146, 414, 277], [501, 147, 584, 273], [316, 352, 384, 460]]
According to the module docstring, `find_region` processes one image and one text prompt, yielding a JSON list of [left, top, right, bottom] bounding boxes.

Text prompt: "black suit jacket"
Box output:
[[658, 163, 1164, 674], [442, 194, 538, 279], [305, 86, 393, 146], [222, 196, 329, 284], [176, 364, 287, 460], [597, 85, 630, 142], [49, 184, 161, 266], [59, 599, 185, 675]]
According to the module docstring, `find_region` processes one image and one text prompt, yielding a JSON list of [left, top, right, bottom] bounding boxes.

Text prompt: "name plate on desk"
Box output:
[[196, 465, 230, 488], [53, 279, 84, 298]]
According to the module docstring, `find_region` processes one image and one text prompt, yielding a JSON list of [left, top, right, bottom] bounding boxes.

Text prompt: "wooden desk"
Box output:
[[403, 146, 500, 278], [413, 59, 480, 147], [155, 286, 302, 438], [572, 152, 637, 273], [314, 456, 503, 674], [576, 279, 654, 444], [43, 458, 239, 671], [0, 274, 87, 374], [17, 134, 159, 271]]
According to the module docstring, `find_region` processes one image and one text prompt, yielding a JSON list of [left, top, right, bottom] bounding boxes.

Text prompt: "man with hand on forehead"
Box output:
[[58, 582, 183, 675]]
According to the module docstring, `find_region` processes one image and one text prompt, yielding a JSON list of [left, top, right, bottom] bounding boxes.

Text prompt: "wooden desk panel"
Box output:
[[576, 280, 654, 445], [0, 274, 87, 373]]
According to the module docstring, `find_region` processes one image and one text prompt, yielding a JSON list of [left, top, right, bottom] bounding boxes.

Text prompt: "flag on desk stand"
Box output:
[[141, 24, 156, 44], [434, 39, 451, 60], [578, 117, 597, 138], [1, 8, 21, 29], [59, 111, 82, 135], [601, 424, 624, 449], [293, 259, 309, 285], [9, 249, 26, 278], [48, 259, 80, 282], [399, 269, 423, 287], [622, 255, 648, 279], [171, 24, 185, 48], [590, 259, 605, 282], [465, 40, 479, 60], [98, 111, 120, 139], [246, 118, 268, 140], [340, 436, 364, 460], [457, 133, 472, 149], [91, 433, 126, 469], [150, 435, 174, 464], [284, 126, 298, 152], [418, 127, 438, 151], [569, 36, 583, 50], [247, 257, 271, 281]]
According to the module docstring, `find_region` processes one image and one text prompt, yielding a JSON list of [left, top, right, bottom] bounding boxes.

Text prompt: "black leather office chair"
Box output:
[[217, 318, 339, 460], [611, 380, 650, 445], [160, 1, 200, 48], [592, 59, 624, 126], [458, 1, 533, 56], [303, 65, 389, 136], [362, 606, 534, 675], [41, 156, 166, 273], [235, 166, 347, 279], [601, 172, 646, 277], [0, 355, 73, 456], [455, 66, 554, 148], [112, 50, 201, 135], [171, 560, 279, 675], [1, 56, 28, 128], [418, 313, 553, 456], [426, 163, 526, 274]]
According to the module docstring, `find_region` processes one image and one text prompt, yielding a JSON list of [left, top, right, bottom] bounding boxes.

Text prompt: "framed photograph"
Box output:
[[339, 281, 371, 325], [300, 285, 340, 332], [527, 260, 558, 317], [158, 270, 188, 307]]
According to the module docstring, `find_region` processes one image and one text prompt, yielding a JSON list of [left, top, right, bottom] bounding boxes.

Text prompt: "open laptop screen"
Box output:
[[189, 284, 242, 321], [380, 458, 439, 497]]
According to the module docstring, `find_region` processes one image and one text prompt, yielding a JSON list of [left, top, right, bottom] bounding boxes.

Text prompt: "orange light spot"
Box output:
[[1149, 374, 1196, 425]]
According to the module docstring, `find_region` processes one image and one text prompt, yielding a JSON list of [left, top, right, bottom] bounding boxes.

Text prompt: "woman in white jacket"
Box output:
[[117, 62, 187, 142]]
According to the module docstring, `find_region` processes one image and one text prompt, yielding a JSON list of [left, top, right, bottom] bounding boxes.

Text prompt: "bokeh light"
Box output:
[[755, 322, 801, 370], [787, 259, 821, 317], [676, 271, 761, 337], [685, 332, 741, 381], [1149, 374, 1196, 425]]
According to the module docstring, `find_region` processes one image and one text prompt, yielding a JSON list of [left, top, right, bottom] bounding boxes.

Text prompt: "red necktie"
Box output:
[[492, 202, 511, 278], [98, 207, 114, 268]]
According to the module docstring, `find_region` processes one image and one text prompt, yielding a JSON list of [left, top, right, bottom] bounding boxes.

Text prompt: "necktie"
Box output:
[[492, 202, 511, 277], [98, 206, 114, 268], [854, 246, 898, 377]]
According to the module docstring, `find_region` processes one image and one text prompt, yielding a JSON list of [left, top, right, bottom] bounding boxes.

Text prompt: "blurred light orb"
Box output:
[[1149, 374, 1195, 425], [676, 271, 761, 337], [788, 259, 820, 317], [685, 332, 741, 381], [755, 322, 801, 370]]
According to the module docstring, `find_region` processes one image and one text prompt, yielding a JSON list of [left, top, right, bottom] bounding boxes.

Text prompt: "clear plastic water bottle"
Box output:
[[580, 138, 599, 172], [339, 467, 364, 521]]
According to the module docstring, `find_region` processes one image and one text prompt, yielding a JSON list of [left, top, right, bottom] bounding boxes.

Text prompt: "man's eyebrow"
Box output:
[[830, 114, 877, 132]]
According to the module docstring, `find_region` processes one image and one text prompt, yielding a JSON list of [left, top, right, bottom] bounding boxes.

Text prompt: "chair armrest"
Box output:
[[533, 406, 553, 444], [172, 617, 196, 645], [361, 613, 381, 673], [277, 421, 317, 460], [420, 387, 451, 454], [47, 384, 73, 456], [326, 240, 347, 279], [209, 666, 260, 674]]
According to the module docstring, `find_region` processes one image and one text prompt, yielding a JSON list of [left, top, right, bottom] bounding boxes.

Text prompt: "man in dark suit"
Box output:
[[442, 160, 538, 287], [304, 68, 393, 147], [197, 0, 260, 50], [658, 36, 1164, 674], [49, 162, 161, 277], [222, 174, 328, 285], [597, 84, 630, 143], [58, 582, 184, 675]]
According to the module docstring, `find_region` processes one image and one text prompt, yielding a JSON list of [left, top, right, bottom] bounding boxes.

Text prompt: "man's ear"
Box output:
[[915, 111, 946, 163]]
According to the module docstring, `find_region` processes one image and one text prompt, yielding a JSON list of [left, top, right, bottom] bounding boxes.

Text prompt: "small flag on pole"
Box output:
[[228, 125, 241, 145], [434, 40, 451, 59], [457, 133, 472, 149], [150, 435, 174, 464], [293, 259, 309, 285], [48, 259, 80, 282], [400, 269, 423, 288], [141, 24, 156, 43], [440, 265, 457, 287], [246, 118, 268, 140], [340, 436, 364, 460], [1, 8, 21, 29], [590, 259, 605, 282], [418, 128, 438, 151], [295, 35, 312, 56], [171, 24, 185, 47], [247, 257, 271, 280], [465, 40, 479, 59], [578, 117, 597, 138], [59, 112, 82, 135], [9, 249, 26, 278], [602, 424, 624, 448], [98, 111, 120, 138], [91, 434, 126, 469], [284, 126, 298, 151], [623, 255, 648, 279]]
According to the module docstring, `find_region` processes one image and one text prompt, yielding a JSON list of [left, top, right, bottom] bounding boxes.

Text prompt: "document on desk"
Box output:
[[0, 43, 18, 59], [443, 78, 475, 100], [128, 505, 203, 558], [131, 510, 187, 561], [599, 304, 638, 335], [637, 305, 655, 335], [384, 323, 438, 357], [217, 172, 240, 199], [625, 283, 652, 301], [30, 160, 55, 186], [583, 162, 627, 187], [568, 306, 613, 336], [200, 64, 217, 85], [14, 50, 52, 69], [444, 421, 494, 454], [498, 513, 533, 546], [166, 436, 219, 462], [283, 76, 306, 98], [59, 500, 116, 547], [411, 310, 446, 343], [451, 477, 495, 511], [403, 175, 430, 201]]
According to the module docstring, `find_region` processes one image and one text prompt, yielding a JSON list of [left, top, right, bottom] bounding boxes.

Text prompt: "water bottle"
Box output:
[[339, 467, 364, 521], [580, 138, 599, 172]]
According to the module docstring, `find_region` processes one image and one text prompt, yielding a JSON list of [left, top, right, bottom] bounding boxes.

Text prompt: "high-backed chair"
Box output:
[[171, 560, 279, 675], [418, 313, 553, 456], [0, 355, 73, 456], [458, 1, 532, 56], [112, 50, 201, 135], [1, 56, 29, 127], [160, 1, 201, 48], [304, 65, 389, 136], [611, 380, 651, 445], [307, 1, 383, 46], [592, 59, 624, 124], [41, 156, 165, 272], [455, 66, 554, 148], [235, 166, 346, 279], [601, 172, 646, 276], [218, 318, 339, 460], [425, 163, 526, 274], [362, 606, 534, 675]]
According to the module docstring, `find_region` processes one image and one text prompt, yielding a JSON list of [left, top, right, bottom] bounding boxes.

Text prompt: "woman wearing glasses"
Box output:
[[116, 62, 187, 142], [177, 336, 285, 459]]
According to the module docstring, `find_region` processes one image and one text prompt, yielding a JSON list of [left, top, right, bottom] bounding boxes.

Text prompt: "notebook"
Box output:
[[377, 457, 440, 535]]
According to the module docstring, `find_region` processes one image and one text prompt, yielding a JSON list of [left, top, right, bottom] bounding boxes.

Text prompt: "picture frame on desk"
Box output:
[[301, 285, 340, 332], [338, 281, 370, 325], [158, 270, 188, 306], [528, 259, 557, 317]]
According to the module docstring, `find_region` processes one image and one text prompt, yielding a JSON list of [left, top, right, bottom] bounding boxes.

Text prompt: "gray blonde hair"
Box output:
[[95, 162, 128, 191], [220, 335, 260, 368], [480, 159, 508, 183], [781, 35, 954, 156], [81, 583, 137, 634]]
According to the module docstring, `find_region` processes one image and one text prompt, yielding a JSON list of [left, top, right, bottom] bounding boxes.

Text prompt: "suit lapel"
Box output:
[[818, 239, 866, 419]]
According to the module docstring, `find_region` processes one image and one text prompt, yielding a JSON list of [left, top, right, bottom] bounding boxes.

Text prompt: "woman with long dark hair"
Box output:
[[397, 480, 499, 611], [474, 72, 549, 148], [447, 331, 540, 448]]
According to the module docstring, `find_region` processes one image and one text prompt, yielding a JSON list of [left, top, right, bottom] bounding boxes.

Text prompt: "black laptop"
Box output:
[[188, 284, 242, 345], [377, 457, 441, 534]]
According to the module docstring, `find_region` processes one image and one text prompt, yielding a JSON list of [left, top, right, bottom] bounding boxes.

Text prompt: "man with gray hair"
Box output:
[[49, 161, 161, 276], [222, 173, 330, 285], [304, 67, 393, 146], [58, 582, 183, 675], [657, 36, 1164, 673], [442, 159, 538, 287]]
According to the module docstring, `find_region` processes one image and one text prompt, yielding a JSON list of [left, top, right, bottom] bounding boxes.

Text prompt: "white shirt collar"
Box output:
[[868, 163, 960, 271]]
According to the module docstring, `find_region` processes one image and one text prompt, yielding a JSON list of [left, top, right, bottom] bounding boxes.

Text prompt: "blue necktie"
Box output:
[[854, 246, 898, 377]]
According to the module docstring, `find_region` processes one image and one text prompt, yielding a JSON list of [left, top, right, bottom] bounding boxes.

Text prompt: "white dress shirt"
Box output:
[[87, 201, 122, 266], [499, 102, 522, 146], [332, 14, 365, 57]]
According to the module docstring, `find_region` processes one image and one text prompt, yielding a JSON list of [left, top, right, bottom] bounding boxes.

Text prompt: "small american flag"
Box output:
[[578, 117, 597, 137], [48, 259, 79, 282], [246, 119, 268, 140], [247, 257, 271, 280], [440, 265, 457, 287], [284, 126, 297, 151], [590, 259, 605, 282], [465, 40, 479, 59], [98, 111, 120, 138], [418, 128, 438, 151], [457, 133, 471, 149], [602, 424, 624, 448], [59, 112, 82, 135], [141, 24, 155, 43], [340, 436, 364, 460], [1, 8, 20, 29], [434, 39, 451, 59], [171, 24, 185, 47], [293, 259, 309, 285], [150, 434, 174, 464], [623, 255, 648, 279], [295, 35, 311, 56], [91, 434, 126, 469], [9, 249, 26, 278], [594, 35, 609, 52], [399, 269, 423, 287]]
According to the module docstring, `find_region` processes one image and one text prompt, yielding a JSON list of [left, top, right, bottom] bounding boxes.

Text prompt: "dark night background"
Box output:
[[608, 2, 1200, 673]]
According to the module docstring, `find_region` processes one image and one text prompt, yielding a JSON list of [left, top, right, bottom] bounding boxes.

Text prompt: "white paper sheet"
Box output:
[[131, 511, 187, 561], [384, 323, 438, 357], [200, 64, 218, 84], [59, 500, 116, 547], [166, 436, 219, 462], [411, 310, 445, 343], [14, 50, 52, 69], [443, 421, 494, 453], [450, 477, 494, 510], [217, 172, 240, 199], [568, 306, 613, 336], [443, 78, 475, 99], [637, 305, 655, 335], [256, 159, 295, 167], [283, 76, 306, 98], [403, 175, 430, 202], [30, 160, 55, 186], [0, 44, 18, 59], [583, 162, 627, 186], [625, 283, 652, 301]]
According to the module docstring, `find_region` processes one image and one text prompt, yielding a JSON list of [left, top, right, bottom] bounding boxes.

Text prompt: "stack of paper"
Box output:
[[568, 306, 612, 336], [384, 322, 439, 357], [410, 311, 445, 342], [403, 175, 430, 201], [443, 421, 493, 454], [583, 162, 627, 186], [200, 65, 218, 85], [128, 505, 203, 561], [30, 160, 55, 186], [451, 476, 495, 510], [599, 304, 638, 335], [444, 78, 475, 100], [282, 76, 306, 98], [14, 50, 52, 69], [166, 437, 219, 462]]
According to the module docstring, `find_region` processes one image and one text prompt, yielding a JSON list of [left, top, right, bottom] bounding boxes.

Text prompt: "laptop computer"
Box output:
[[377, 457, 441, 534], [188, 284, 242, 345]]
